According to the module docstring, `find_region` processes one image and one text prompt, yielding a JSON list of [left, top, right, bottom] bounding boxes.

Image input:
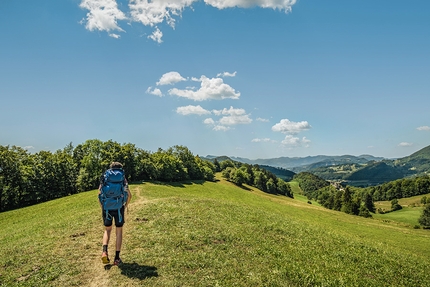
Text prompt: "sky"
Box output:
[[1, 0, 429, 159]]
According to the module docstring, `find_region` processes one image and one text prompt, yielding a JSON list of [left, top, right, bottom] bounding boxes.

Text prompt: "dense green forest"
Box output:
[[0, 140, 215, 212], [364, 175, 430, 201], [0, 140, 292, 212]]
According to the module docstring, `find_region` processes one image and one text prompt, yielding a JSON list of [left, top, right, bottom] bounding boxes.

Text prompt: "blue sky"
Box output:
[[1, 0, 429, 159]]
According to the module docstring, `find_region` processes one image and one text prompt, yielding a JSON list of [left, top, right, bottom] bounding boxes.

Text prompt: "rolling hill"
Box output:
[[1, 175, 429, 286]]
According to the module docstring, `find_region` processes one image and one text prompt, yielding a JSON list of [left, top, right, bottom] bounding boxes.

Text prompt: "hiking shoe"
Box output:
[[102, 252, 110, 264], [113, 258, 123, 266]]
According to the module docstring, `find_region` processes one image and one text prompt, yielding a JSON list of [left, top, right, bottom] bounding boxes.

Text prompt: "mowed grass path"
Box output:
[[1, 176, 430, 286]]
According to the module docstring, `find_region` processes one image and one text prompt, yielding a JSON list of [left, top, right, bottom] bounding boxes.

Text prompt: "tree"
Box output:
[[358, 205, 372, 218], [391, 199, 402, 211], [253, 170, 267, 192], [333, 189, 343, 211], [418, 204, 430, 228], [231, 168, 248, 187], [363, 192, 376, 213], [213, 158, 221, 172], [266, 178, 277, 194], [341, 187, 354, 214], [277, 178, 293, 198], [222, 167, 235, 181]]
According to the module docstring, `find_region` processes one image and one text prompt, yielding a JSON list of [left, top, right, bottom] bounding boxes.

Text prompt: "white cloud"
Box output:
[[219, 114, 252, 125], [256, 117, 269, 122], [272, 119, 311, 134], [109, 33, 121, 38], [202, 106, 251, 131], [302, 136, 311, 147], [203, 118, 215, 125], [213, 125, 231, 131], [146, 87, 163, 97], [280, 135, 310, 147], [168, 76, 240, 101], [281, 135, 300, 146], [399, 142, 413, 147], [205, 0, 296, 11], [417, 126, 430, 131], [80, 0, 297, 41], [157, 71, 186, 86], [148, 26, 163, 43], [212, 106, 245, 116], [251, 138, 272, 143], [79, 0, 126, 34], [217, 71, 237, 77], [176, 105, 211, 115], [212, 106, 252, 125]]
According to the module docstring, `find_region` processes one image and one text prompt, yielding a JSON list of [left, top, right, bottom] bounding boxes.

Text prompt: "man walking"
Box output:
[[98, 162, 132, 265]]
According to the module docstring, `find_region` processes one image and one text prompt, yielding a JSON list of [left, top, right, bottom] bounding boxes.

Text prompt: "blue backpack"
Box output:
[[99, 168, 128, 223]]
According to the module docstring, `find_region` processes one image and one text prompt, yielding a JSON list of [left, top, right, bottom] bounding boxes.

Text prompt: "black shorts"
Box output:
[[102, 206, 125, 227]]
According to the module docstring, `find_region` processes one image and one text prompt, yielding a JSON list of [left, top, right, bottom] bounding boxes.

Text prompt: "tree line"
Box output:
[[363, 175, 430, 201], [0, 140, 215, 212], [217, 159, 293, 198]]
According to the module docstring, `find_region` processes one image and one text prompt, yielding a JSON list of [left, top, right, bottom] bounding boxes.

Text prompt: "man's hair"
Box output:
[[110, 162, 123, 169]]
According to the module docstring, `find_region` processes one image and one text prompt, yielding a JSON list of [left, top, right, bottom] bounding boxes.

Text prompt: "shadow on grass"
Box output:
[[150, 180, 206, 188], [113, 262, 158, 280]]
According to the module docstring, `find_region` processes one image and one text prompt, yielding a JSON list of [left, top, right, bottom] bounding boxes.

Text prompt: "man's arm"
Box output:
[[125, 184, 132, 207], [98, 184, 103, 208]]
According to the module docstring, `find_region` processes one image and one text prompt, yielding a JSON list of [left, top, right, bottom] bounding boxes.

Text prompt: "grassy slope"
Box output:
[[374, 193, 430, 227], [1, 176, 430, 287]]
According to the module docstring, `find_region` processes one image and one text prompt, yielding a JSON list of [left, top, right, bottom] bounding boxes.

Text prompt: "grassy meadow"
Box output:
[[1, 175, 429, 286], [373, 193, 429, 228]]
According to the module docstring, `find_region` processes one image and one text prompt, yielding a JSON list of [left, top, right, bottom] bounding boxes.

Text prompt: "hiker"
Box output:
[[98, 162, 132, 265]]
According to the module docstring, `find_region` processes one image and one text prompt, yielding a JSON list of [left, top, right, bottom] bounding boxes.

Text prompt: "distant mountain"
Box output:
[[345, 161, 405, 182], [205, 144, 430, 187], [229, 155, 384, 170], [347, 145, 430, 183]]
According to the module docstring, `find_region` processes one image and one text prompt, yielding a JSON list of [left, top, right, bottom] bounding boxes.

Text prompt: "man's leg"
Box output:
[[115, 226, 123, 251], [114, 227, 123, 264], [103, 226, 112, 246], [102, 226, 112, 264]]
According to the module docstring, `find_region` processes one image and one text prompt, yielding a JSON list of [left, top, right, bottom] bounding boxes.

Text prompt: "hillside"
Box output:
[[394, 144, 430, 174], [1, 175, 429, 286], [345, 161, 405, 183]]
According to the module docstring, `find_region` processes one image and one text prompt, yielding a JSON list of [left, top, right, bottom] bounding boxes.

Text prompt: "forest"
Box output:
[[0, 140, 214, 212]]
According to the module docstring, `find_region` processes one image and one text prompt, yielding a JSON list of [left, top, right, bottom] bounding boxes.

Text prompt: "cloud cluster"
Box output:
[[148, 71, 240, 101], [176, 105, 211, 116], [148, 71, 249, 131], [269, 119, 312, 148], [79, 0, 126, 38], [272, 119, 311, 134], [80, 0, 297, 40], [169, 76, 240, 101]]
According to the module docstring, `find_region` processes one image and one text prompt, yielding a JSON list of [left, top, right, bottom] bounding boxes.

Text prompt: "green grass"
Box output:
[[374, 193, 430, 227], [1, 177, 430, 286]]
